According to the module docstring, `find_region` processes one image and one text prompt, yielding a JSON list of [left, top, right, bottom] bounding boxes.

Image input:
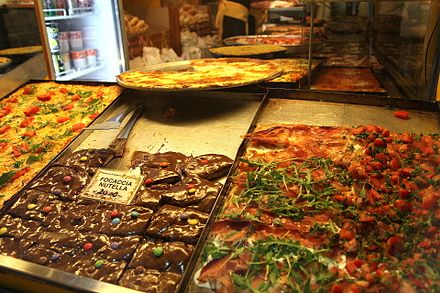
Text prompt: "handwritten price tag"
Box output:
[[81, 169, 144, 204]]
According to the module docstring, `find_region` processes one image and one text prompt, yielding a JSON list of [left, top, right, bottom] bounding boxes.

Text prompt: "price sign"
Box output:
[[81, 169, 144, 204]]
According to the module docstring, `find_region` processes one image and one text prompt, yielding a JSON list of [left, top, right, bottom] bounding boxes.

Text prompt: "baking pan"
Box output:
[[0, 80, 126, 215], [181, 89, 440, 293], [310, 66, 388, 95], [223, 35, 321, 55], [0, 88, 265, 292]]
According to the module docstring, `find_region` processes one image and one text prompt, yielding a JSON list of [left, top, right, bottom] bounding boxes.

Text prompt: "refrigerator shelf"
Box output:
[[44, 8, 95, 22], [56, 63, 105, 81]]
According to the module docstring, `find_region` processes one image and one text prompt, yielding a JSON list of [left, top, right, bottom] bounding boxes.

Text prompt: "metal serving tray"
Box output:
[[0, 88, 264, 292], [182, 89, 440, 293]]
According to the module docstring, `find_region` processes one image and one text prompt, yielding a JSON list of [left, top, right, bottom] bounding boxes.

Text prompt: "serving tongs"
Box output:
[[108, 105, 144, 157]]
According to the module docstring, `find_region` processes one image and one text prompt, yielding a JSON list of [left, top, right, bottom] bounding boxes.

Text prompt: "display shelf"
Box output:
[[56, 63, 104, 81], [43, 8, 95, 21]]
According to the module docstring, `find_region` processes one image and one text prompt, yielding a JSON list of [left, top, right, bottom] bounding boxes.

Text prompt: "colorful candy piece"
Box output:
[[0, 227, 7, 236], [144, 178, 154, 186], [179, 213, 189, 221], [27, 203, 37, 210], [43, 206, 53, 213], [153, 246, 164, 257], [83, 242, 93, 251], [51, 253, 60, 261], [63, 175, 72, 183], [188, 219, 199, 225], [79, 156, 88, 162], [130, 211, 139, 218], [159, 161, 169, 168], [52, 189, 61, 196], [112, 217, 121, 225], [110, 210, 119, 218], [110, 242, 119, 250], [187, 188, 196, 194], [95, 259, 104, 268]]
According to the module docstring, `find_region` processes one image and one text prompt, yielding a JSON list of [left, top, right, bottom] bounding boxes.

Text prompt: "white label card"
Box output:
[[81, 169, 144, 204]]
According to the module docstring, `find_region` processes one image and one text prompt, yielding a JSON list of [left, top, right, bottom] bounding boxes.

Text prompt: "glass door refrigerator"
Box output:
[[34, 0, 128, 81]]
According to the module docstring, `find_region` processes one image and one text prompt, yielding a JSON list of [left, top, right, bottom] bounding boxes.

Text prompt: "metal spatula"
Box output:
[[108, 105, 144, 157]]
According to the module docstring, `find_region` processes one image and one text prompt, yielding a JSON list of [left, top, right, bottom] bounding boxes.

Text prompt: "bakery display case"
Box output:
[[0, 1, 439, 293], [301, 0, 439, 100]]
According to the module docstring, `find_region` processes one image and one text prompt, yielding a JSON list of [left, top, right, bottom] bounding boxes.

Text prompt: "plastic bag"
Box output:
[[142, 47, 163, 66], [161, 48, 182, 63]]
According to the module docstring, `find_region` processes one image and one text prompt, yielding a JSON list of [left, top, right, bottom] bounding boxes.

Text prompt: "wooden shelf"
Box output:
[[5, 3, 34, 9]]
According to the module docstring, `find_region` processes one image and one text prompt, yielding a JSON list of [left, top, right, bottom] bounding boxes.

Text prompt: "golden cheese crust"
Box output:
[[117, 58, 282, 90]]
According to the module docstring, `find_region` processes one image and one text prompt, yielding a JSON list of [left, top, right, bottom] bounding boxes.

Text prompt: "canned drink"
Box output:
[[68, 31, 83, 50], [60, 52, 71, 71], [59, 32, 69, 52], [46, 23, 59, 52]]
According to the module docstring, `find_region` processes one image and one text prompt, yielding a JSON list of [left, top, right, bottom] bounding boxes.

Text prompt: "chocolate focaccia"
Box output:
[[146, 205, 208, 244], [29, 166, 90, 201], [184, 154, 233, 180], [131, 151, 188, 184], [129, 239, 194, 274], [8, 189, 65, 223], [160, 175, 222, 207], [55, 149, 114, 175], [119, 268, 181, 293]]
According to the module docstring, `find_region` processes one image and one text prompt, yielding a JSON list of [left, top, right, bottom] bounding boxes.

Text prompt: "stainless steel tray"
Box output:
[[0, 89, 264, 292], [183, 90, 440, 293]]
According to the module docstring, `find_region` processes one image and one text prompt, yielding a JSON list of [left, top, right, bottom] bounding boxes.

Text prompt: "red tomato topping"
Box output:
[[22, 86, 34, 95], [20, 117, 34, 128], [11, 167, 30, 181], [37, 94, 51, 101], [72, 123, 85, 132], [89, 112, 99, 120], [23, 106, 40, 116], [420, 189, 437, 210], [57, 116, 70, 123], [0, 106, 12, 118], [96, 91, 104, 97], [0, 125, 11, 134], [63, 104, 74, 110], [389, 158, 401, 170], [12, 145, 21, 157], [7, 97, 18, 103], [71, 94, 81, 101], [340, 228, 355, 240], [394, 110, 409, 120], [59, 88, 69, 94], [394, 199, 411, 212], [0, 141, 8, 152], [386, 236, 403, 256], [373, 138, 386, 147], [22, 131, 36, 138]]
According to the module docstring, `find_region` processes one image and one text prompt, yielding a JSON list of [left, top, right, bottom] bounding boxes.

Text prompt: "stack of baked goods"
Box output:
[[124, 12, 149, 36], [179, 3, 209, 28]]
